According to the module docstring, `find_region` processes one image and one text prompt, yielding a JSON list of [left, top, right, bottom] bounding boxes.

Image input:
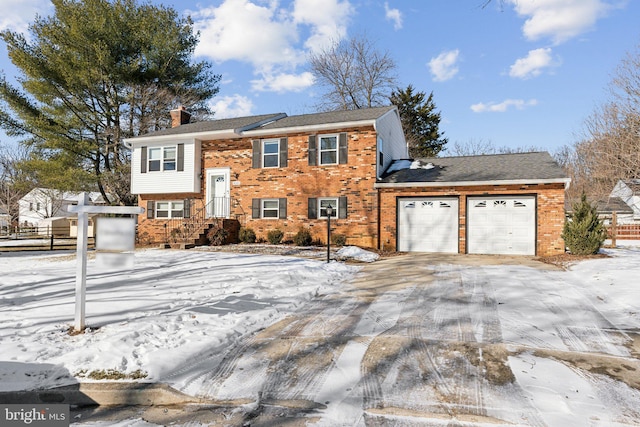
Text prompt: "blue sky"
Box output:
[[1, 0, 639, 154]]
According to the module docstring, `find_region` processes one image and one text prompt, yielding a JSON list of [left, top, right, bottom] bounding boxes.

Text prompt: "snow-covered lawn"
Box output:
[[0, 248, 359, 391]]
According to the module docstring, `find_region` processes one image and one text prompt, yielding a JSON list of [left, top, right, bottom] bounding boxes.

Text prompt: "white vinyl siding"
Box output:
[[375, 108, 408, 179], [131, 139, 201, 194]]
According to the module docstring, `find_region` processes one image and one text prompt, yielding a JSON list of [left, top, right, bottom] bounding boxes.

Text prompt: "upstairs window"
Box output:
[[252, 138, 288, 168], [263, 139, 279, 168], [163, 147, 177, 171], [148, 147, 162, 171], [141, 144, 184, 173], [319, 135, 338, 165], [308, 133, 348, 166]]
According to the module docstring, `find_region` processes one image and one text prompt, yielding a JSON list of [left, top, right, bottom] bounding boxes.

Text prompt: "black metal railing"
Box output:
[[163, 197, 245, 245]]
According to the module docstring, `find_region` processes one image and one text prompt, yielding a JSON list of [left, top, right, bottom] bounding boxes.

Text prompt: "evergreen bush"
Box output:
[[293, 227, 313, 246], [238, 227, 257, 243], [562, 193, 606, 255], [331, 233, 347, 246], [207, 227, 228, 246], [267, 229, 284, 245]]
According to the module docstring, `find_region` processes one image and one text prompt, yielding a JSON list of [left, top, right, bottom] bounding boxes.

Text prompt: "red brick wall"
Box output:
[[137, 126, 381, 247], [378, 183, 567, 256]]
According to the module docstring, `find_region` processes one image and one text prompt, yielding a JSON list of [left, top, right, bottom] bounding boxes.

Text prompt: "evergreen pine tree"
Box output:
[[562, 193, 607, 255], [389, 85, 448, 158]]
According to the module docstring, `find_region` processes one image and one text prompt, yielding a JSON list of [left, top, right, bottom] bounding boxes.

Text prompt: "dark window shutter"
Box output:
[[279, 198, 287, 219], [279, 138, 288, 167], [146, 200, 154, 219], [338, 196, 347, 219], [339, 133, 348, 164], [252, 198, 261, 219], [308, 135, 317, 166], [183, 198, 191, 218], [252, 140, 261, 168], [141, 146, 147, 173], [177, 144, 184, 172], [308, 198, 317, 219]]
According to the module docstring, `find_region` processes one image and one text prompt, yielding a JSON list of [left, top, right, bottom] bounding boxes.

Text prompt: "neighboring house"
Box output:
[[127, 106, 569, 256], [589, 197, 635, 225], [610, 179, 640, 222], [0, 206, 10, 233], [18, 188, 106, 235]]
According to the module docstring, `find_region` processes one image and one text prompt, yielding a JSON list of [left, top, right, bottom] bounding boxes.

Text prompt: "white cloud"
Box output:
[[191, 0, 353, 95], [509, 48, 557, 79], [193, 0, 301, 68], [292, 0, 354, 52], [428, 49, 460, 82], [251, 71, 315, 93], [384, 2, 403, 30], [471, 99, 538, 113], [210, 95, 255, 119], [0, 0, 51, 34], [508, 0, 615, 44]]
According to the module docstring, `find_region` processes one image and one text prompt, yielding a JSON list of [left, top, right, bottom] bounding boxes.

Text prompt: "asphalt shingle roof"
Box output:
[[595, 197, 634, 214], [133, 113, 286, 138], [256, 105, 397, 130], [379, 152, 568, 184], [130, 106, 397, 139]]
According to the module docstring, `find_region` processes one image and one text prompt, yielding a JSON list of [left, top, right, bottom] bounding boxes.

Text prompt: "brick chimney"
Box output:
[[170, 106, 191, 128]]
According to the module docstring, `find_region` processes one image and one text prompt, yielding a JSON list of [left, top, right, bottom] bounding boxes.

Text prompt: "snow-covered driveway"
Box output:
[[167, 250, 640, 426]]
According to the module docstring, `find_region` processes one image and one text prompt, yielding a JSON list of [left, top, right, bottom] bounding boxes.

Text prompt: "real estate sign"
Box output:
[[68, 193, 144, 331]]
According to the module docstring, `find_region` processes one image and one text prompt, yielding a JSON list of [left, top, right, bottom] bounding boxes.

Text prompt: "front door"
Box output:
[[206, 168, 230, 218]]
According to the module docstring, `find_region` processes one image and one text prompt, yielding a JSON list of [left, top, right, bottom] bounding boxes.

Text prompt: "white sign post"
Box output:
[[68, 193, 144, 331]]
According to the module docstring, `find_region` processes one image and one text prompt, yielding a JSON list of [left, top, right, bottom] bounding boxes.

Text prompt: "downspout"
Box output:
[[377, 187, 382, 251]]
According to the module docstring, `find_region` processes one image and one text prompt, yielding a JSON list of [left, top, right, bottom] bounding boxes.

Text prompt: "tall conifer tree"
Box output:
[[390, 85, 448, 158], [0, 0, 220, 204]]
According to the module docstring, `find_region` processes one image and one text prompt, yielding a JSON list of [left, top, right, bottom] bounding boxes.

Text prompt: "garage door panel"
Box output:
[[467, 196, 536, 255], [398, 197, 458, 253]]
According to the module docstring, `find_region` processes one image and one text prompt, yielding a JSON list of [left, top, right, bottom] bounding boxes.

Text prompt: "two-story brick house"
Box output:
[[128, 106, 569, 256]]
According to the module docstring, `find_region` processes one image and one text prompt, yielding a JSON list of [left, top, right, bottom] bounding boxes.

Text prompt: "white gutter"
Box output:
[[242, 119, 378, 137], [124, 129, 240, 144], [375, 177, 572, 189]]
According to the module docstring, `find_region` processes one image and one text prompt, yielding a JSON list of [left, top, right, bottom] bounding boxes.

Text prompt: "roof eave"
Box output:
[[125, 129, 241, 144], [374, 177, 572, 189], [242, 119, 378, 137]]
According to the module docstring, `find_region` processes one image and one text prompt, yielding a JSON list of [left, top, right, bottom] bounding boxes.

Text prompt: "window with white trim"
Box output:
[[319, 198, 338, 218], [319, 135, 338, 165], [156, 201, 184, 218], [148, 146, 176, 172], [262, 139, 279, 168], [261, 199, 280, 218]]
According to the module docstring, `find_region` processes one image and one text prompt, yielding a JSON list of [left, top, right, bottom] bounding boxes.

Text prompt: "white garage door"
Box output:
[[398, 198, 459, 253], [467, 196, 536, 255]]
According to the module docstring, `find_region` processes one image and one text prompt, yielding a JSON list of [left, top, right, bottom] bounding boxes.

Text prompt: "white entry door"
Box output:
[[398, 197, 459, 253], [467, 196, 536, 255], [206, 168, 230, 218]]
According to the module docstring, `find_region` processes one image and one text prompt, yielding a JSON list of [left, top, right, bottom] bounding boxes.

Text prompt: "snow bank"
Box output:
[[335, 246, 379, 262]]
